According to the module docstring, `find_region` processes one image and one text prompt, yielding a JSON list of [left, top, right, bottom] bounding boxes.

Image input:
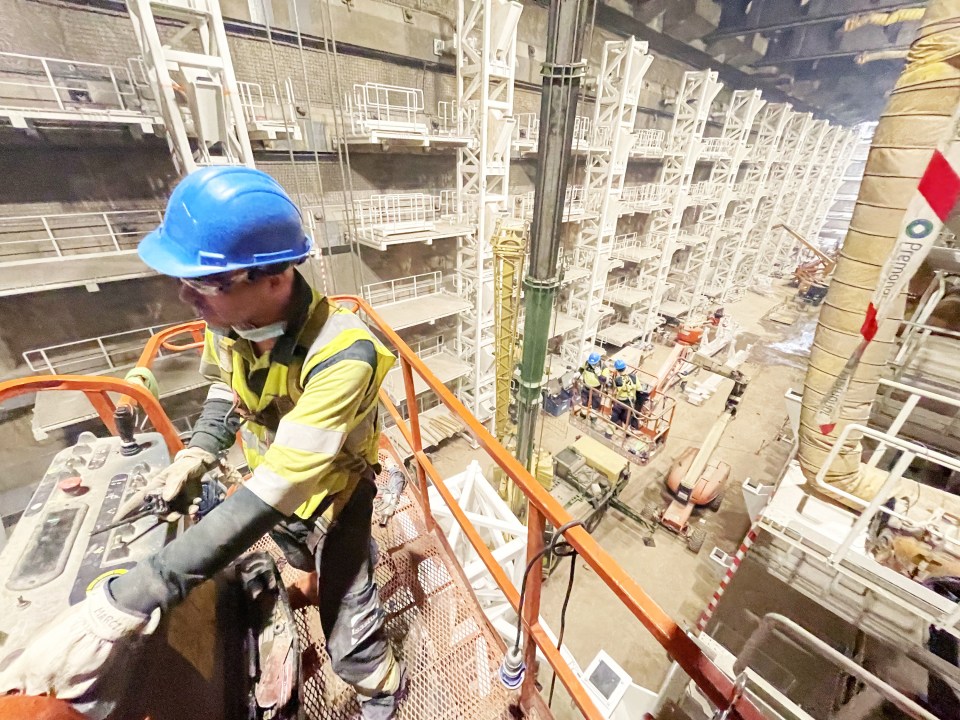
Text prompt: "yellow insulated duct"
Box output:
[[844, 7, 926, 32], [491, 219, 527, 441], [798, 0, 960, 504], [856, 49, 911, 64]]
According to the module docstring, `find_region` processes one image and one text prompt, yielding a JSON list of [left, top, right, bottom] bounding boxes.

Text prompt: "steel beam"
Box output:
[[711, 0, 923, 39], [594, 3, 837, 122]]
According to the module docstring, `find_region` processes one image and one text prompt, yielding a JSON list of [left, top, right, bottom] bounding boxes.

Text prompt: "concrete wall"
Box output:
[[0, 0, 713, 375]]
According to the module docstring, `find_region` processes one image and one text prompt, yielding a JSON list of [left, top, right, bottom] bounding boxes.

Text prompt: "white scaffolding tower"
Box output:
[[633, 70, 722, 341], [798, 127, 859, 258], [746, 111, 813, 282], [455, 0, 523, 420], [561, 39, 653, 367], [714, 102, 791, 301], [764, 118, 831, 273], [676, 89, 764, 314], [126, 0, 255, 173]]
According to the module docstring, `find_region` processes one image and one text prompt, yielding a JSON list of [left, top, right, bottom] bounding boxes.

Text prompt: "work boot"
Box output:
[[359, 665, 408, 720]]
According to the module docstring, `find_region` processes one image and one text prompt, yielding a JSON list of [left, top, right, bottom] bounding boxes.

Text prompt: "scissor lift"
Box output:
[[0, 298, 770, 720]]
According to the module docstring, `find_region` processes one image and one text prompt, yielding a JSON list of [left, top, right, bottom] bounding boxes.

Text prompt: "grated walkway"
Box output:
[[257, 451, 533, 720]]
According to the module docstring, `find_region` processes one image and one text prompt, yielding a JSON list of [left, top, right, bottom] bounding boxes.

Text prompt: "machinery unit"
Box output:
[[645, 352, 747, 553], [0, 374, 299, 720]]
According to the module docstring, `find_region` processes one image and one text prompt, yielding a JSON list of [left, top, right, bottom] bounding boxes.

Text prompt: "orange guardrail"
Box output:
[[0, 306, 763, 720], [334, 295, 765, 720], [0, 320, 205, 456], [0, 374, 183, 456]]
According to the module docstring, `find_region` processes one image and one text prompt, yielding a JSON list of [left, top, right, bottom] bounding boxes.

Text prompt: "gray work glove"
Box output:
[[375, 462, 407, 526], [158, 446, 218, 505], [115, 447, 217, 523], [0, 580, 159, 705]]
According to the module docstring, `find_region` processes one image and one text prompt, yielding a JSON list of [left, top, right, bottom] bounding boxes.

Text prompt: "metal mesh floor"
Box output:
[[255, 452, 528, 720]]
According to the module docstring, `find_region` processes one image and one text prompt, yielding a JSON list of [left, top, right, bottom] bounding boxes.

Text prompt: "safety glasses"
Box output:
[[179, 270, 252, 296]]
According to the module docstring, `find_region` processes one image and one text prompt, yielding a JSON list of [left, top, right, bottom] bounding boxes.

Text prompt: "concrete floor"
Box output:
[[427, 284, 816, 718]]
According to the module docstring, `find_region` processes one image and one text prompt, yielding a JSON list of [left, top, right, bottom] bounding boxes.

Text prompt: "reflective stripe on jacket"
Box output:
[[580, 363, 602, 388], [199, 273, 395, 519], [615, 373, 636, 402]]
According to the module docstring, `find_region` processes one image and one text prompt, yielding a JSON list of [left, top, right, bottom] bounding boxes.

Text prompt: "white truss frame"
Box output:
[[797, 128, 859, 265], [676, 89, 764, 314], [746, 111, 814, 282], [125, 0, 254, 173], [455, 0, 522, 420], [561, 38, 653, 367], [632, 70, 722, 343], [763, 117, 831, 272], [713, 102, 791, 300]]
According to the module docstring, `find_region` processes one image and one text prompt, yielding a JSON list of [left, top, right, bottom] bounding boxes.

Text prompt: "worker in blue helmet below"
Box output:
[[608, 358, 637, 431], [0, 167, 406, 720], [577, 352, 605, 418]]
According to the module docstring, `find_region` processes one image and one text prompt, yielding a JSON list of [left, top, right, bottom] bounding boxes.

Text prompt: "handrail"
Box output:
[[0, 209, 163, 262], [0, 50, 141, 115], [332, 295, 764, 720], [0, 374, 182, 456], [2, 320, 205, 456], [0, 308, 761, 717]]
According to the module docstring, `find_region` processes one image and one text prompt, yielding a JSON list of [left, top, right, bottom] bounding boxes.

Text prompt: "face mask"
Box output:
[[232, 321, 287, 342]]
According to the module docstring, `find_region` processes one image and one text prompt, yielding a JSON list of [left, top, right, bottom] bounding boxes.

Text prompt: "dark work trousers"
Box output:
[[611, 400, 630, 426], [630, 391, 650, 430], [268, 471, 395, 703], [581, 385, 602, 411]]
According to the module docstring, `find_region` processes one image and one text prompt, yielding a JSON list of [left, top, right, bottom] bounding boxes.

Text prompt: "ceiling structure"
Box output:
[[598, 0, 924, 125]]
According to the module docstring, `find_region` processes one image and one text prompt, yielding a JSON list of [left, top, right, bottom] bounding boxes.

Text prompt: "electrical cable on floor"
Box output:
[[544, 497, 609, 706]]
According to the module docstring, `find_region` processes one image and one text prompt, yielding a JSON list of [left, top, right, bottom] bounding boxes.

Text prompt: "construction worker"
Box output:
[[578, 352, 604, 415], [609, 358, 636, 428], [630, 381, 652, 431], [0, 168, 405, 719]]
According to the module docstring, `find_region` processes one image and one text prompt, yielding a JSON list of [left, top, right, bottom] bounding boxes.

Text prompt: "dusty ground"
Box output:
[[427, 283, 820, 717]]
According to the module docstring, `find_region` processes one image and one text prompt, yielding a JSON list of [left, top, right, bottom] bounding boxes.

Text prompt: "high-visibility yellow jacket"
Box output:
[[580, 363, 602, 388], [614, 373, 636, 402], [199, 276, 395, 519]]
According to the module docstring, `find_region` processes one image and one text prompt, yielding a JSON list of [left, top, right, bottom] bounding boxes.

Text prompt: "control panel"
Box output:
[[0, 430, 173, 668]]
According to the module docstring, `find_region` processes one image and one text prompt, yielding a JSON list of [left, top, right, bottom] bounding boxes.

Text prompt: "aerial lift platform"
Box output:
[[0, 297, 771, 720]]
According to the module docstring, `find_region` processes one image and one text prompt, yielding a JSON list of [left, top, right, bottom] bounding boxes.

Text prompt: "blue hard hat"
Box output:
[[138, 167, 312, 278], [587, 352, 601, 366], [613, 359, 627, 371]]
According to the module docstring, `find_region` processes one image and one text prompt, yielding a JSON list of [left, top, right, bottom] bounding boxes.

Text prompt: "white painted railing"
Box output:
[[346, 82, 429, 136], [619, 183, 667, 213], [237, 79, 297, 126], [516, 186, 586, 221], [353, 193, 438, 236], [362, 271, 445, 307], [511, 113, 592, 151], [700, 136, 737, 159], [688, 181, 720, 204], [633, 128, 665, 156], [0, 209, 163, 262], [23, 322, 184, 375], [0, 51, 142, 115]]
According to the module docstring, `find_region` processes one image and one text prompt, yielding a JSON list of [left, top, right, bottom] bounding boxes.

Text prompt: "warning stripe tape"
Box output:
[[815, 107, 960, 435], [697, 526, 758, 632]]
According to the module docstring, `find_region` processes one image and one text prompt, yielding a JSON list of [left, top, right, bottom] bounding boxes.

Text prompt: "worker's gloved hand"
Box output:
[[375, 463, 407, 526], [139, 446, 216, 521], [0, 579, 160, 706]]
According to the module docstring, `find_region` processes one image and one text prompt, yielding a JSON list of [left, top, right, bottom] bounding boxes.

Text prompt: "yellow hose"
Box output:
[[798, 0, 960, 504]]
